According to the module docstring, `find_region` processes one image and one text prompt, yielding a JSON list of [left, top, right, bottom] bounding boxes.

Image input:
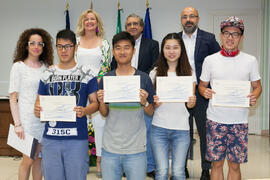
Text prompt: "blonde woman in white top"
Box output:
[[76, 9, 111, 178]]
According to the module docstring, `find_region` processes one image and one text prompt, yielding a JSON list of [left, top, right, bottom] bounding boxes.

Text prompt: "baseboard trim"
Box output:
[[261, 130, 270, 136]]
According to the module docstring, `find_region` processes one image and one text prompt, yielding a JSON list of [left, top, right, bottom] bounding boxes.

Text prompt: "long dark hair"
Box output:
[[154, 33, 192, 88], [13, 28, 54, 66]]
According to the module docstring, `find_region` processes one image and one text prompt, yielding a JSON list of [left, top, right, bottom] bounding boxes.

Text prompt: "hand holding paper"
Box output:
[[97, 90, 105, 103], [73, 106, 87, 118], [153, 95, 162, 108], [14, 125, 25, 140], [247, 93, 257, 106], [203, 88, 216, 99], [140, 89, 149, 106], [187, 95, 196, 108], [7, 124, 38, 159]]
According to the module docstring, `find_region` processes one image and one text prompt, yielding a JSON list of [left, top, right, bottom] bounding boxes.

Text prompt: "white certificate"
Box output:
[[40, 95, 76, 122], [156, 76, 193, 102], [7, 124, 38, 159], [212, 80, 250, 107], [104, 76, 140, 103]]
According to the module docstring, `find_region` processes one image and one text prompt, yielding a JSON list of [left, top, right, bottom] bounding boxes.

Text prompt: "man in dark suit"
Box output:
[[111, 13, 159, 179], [111, 13, 159, 74], [178, 7, 220, 180]]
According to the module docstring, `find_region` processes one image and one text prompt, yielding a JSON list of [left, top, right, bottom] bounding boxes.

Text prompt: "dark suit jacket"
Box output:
[[178, 29, 220, 83], [111, 38, 159, 74]]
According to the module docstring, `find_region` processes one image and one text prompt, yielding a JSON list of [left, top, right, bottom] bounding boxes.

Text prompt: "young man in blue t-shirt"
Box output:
[[34, 29, 98, 180], [97, 31, 155, 180]]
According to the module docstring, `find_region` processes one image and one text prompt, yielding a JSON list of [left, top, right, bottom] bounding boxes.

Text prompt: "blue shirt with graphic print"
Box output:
[[38, 64, 98, 140]]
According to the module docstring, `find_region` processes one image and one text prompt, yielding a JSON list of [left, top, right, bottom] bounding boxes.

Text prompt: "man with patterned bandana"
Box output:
[[199, 16, 262, 180]]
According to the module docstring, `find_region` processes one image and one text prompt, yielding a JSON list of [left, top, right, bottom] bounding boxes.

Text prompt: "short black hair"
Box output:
[[112, 31, 135, 48], [56, 29, 76, 45]]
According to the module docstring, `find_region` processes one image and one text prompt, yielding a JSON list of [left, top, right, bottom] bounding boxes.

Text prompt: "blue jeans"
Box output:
[[151, 125, 190, 180], [145, 113, 156, 172], [41, 138, 89, 180], [101, 148, 147, 180]]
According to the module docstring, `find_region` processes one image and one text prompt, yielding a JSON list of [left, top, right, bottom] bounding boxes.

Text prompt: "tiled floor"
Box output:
[[0, 134, 269, 180]]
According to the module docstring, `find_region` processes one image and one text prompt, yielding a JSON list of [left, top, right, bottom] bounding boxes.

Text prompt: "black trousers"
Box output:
[[186, 86, 211, 170]]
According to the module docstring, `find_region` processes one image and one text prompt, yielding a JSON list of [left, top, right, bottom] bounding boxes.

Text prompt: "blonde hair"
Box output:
[[76, 9, 104, 37]]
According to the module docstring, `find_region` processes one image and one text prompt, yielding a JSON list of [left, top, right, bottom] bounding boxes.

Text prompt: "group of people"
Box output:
[[9, 5, 262, 180]]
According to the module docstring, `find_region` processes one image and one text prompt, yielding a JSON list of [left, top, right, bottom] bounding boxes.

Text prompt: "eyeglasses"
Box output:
[[181, 14, 198, 20], [222, 31, 241, 38], [56, 44, 74, 51], [28, 41, 45, 47], [126, 22, 140, 27]]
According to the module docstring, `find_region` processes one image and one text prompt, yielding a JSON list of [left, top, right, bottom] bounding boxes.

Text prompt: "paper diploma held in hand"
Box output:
[[156, 76, 193, 102], [212, 80, 250, 107], [7, 124, 38, 159], [40, 95, 76, 122], [103, 76, 140, 103]]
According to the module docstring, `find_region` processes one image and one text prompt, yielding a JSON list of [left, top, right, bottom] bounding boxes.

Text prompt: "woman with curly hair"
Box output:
[[9, 28, 53, 180], [76, 9, 111, 178]]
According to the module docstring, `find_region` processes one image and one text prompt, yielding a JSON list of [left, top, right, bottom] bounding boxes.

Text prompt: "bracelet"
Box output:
[[14, 123, 21, 127]]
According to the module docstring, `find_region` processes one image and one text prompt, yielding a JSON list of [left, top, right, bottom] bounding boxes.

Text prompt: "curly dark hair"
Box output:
[[154, 33, 192, 88], [13, 28, 54, 66]]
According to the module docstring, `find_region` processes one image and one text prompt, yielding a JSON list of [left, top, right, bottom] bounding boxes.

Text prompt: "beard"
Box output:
[[183, 22, 198, 34]]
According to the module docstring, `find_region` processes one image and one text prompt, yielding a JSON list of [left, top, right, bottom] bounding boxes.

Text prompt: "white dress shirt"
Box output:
[[131, 35, 142, 69], [182, 29, 198, 83]]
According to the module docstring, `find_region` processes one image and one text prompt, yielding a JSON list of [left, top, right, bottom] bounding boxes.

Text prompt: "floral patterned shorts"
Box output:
[[206, 120, 248, 163]]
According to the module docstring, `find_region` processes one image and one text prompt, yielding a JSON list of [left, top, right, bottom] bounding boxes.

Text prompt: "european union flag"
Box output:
[[142, 8, 152, 39]]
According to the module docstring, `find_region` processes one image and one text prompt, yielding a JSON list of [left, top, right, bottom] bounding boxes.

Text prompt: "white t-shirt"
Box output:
[[200, 51, 261, 124], [149, 69, 196, 130]]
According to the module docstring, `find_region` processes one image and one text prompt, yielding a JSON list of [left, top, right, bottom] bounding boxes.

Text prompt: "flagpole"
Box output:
[[116, 1, 122, 33], [142, 0, 152, 39], [66, 1, 69, 11], [65, 1, 70, 30], [146, 0, 149, 8], [90, 0, 93, 10]]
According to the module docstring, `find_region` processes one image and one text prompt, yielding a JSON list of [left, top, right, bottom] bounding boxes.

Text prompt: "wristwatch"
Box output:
[[143, 101, 149, 107]]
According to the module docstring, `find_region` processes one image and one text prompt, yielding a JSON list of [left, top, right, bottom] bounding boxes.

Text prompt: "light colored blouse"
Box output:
[[76, 38, 111, 79]]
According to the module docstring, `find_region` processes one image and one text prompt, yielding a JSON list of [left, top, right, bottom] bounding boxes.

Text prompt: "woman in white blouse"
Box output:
[[9, 28, 53, 180]]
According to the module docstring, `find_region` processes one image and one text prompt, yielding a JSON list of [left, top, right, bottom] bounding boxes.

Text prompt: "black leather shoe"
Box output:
[[200, 169, 210, 180], [185, 168, 190, 178], [146, 170, 155, 179], [170, 168, 189, 179]]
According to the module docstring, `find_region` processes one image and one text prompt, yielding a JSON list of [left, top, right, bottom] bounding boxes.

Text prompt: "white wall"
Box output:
[[0, 0, 261, 96]]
